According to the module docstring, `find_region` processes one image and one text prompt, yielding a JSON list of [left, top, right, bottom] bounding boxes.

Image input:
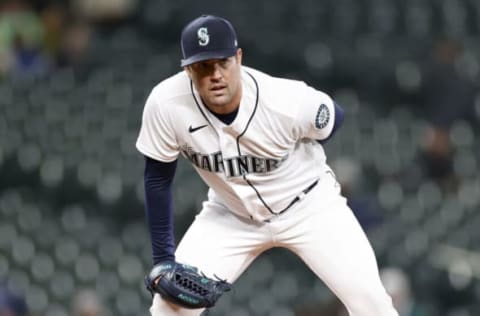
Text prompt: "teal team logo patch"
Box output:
[[315, 104, 330, 129]]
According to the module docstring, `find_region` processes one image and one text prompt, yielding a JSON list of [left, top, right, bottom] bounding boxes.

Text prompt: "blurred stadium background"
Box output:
[[1, 0, 480, 315]]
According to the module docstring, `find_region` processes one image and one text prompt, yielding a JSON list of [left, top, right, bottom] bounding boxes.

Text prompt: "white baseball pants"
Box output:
[[150, 171, 398, 316]]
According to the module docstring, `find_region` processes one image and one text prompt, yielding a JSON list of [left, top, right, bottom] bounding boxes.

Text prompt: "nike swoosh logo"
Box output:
[[188, 124, 208, 133]]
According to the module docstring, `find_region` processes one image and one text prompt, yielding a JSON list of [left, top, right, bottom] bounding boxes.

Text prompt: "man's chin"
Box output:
[[206, 96, 229, 108]]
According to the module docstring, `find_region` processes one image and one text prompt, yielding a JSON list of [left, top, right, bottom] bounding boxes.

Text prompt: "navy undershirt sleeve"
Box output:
[[318, 102, 345, 144], [143, 156, 177, 265]]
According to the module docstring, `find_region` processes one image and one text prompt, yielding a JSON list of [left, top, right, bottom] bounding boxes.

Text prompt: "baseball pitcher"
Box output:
[[136, 14, 399, 316]]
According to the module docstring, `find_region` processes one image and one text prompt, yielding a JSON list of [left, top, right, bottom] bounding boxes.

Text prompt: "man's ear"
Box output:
[[236, 48, 243, 65], [184, 66, 192, 78]]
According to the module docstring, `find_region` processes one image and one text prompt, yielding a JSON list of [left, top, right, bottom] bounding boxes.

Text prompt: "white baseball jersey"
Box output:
[[136, 66, 336, 222], [139, 66, 399, 316]]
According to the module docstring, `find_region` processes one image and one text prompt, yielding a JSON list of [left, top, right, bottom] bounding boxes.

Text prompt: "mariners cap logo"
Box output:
[[197, 27, 210, 46]]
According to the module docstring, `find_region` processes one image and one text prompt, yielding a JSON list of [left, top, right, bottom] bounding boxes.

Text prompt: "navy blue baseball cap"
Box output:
[[180, 15, 238, 67]]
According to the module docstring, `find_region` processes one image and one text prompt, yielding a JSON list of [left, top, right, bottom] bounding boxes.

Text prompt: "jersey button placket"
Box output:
[[220, 131, 256, 220]]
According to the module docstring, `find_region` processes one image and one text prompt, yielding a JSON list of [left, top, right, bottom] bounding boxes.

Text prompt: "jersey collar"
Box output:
[[190, 69, 259, 136]]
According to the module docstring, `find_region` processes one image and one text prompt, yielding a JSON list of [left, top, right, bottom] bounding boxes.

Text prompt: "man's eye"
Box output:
[[192, 63, 207, 72]]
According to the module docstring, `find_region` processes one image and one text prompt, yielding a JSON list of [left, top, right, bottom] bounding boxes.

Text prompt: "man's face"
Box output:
[[186, 49, 243, 113]]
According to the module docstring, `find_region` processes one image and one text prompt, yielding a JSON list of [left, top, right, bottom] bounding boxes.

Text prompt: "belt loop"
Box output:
[[278, 179, 319, 216], [297, 192, 306, 201]]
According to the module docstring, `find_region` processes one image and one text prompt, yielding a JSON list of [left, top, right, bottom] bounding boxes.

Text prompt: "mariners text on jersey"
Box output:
[[181, 144, 288, 178]]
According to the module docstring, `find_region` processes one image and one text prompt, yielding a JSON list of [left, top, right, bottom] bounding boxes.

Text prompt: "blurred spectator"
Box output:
[[39, 3, 67, 61], [380, 267, 428, 316], [57, 19, 92, 68], [418, 126, 454, 189], [418, 38, 477, 192], [331, 157, 383, 231], [71, 289, 107, 316], [71, 0, 139, 24], [421, 38, 476, 128], [0, 284, 28, 316], [0, 0, 50, 79]]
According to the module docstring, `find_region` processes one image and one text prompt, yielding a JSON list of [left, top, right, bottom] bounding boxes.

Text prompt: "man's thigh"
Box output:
[[150, 200, 271, 316], [279, 196, 397, 316]]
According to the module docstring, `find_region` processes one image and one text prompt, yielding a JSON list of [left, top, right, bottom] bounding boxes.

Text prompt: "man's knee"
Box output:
[[342, 284, 398, 316]]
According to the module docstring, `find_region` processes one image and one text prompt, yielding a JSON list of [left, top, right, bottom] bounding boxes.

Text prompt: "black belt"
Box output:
[[263, 179, 319, 221]]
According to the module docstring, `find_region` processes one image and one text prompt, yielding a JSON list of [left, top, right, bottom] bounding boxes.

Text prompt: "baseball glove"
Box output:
[[145, 261, 232, 309]]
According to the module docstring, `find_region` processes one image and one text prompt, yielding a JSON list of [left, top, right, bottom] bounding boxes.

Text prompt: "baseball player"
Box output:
[[136, 14, 399, 316]]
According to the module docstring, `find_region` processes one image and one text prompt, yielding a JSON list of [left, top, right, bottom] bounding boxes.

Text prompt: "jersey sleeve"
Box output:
[[294, 86, 337, 141], [136, 90, 179, 162]]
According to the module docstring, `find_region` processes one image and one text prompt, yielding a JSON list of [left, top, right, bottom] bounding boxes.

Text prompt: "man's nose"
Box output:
[[210, 64, 222, 80]]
